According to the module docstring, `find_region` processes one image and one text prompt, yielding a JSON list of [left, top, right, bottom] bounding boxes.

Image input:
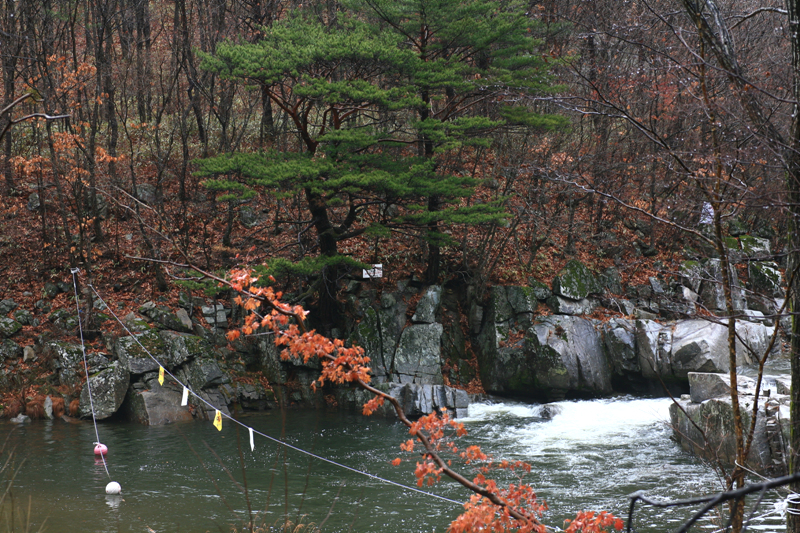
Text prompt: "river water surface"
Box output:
[[0, 397, 787, 532]]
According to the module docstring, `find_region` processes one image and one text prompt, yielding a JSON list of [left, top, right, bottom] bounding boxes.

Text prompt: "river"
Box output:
[[0, 397, 787, 532]]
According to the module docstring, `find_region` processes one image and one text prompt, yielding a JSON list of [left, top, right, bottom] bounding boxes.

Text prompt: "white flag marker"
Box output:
[[249, 427, 255, 451], [181, 386, 189, 406]]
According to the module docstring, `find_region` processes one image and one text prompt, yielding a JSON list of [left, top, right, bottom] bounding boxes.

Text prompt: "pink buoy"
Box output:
[[94, 443, 108, 456]]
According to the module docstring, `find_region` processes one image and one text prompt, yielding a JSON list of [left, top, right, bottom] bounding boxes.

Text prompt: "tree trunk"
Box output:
[[786, 1, 800, 529]]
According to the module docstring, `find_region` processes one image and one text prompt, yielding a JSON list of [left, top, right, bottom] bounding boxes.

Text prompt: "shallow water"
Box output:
[[0, 397, 787, 532]]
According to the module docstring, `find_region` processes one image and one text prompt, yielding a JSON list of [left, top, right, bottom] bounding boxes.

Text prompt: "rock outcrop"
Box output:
[[670, 372, 789, 475], [2, 238, 790, 427]]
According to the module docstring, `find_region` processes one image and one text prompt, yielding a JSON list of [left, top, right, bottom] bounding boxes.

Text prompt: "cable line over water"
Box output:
[[80, 273, 464, 506]]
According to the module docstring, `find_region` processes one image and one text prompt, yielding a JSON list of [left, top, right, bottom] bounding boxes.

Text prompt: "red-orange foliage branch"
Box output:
[[192, 263, 622, 533]]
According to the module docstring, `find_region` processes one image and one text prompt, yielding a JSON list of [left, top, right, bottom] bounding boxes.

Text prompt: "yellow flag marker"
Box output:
[[213, 410, 223, 431], [158, 366, 165, 386]]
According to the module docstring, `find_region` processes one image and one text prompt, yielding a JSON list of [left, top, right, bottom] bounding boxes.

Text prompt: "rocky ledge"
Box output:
[[670, 372, 790, 475]]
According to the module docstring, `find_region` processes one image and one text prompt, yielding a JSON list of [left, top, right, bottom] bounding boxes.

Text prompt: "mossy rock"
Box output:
[[48, 309, 78, 332], [727, 218, 748, 237], [749, 261, 784, 298], [115, 331, 166, 374], [0, 339, 22, 361], [0, 318, 22, 338], [527, 279, 552, 301], [739, 235, 771, 257], [552, 260, 602, 300]]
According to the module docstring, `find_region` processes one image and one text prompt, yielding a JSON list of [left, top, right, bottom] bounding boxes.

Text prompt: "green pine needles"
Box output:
[[196, 0, 565, 324]]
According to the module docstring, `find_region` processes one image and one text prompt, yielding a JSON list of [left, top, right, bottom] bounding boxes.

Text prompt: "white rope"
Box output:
[[87, 281, 465, 507], [70, 268, 110, 479]]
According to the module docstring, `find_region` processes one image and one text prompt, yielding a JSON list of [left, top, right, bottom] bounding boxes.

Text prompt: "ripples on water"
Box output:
[[0, 397, 788, 532]]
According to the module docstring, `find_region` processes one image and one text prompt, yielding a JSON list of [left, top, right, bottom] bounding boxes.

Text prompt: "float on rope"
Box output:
[[105, 481, 121, 495], [94, 442, 108, 456]]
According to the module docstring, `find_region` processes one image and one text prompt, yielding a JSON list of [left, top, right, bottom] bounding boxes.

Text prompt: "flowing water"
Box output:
[[0, 397, 787, 532]]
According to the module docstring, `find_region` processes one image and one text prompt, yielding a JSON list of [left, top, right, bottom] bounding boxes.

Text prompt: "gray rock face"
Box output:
[[116, 331, 165, 374], [395, 383, 469, 418], [44, 341, 85, 388], [13, 310, 34, 326], [201, 304, 229, 327], [43, 396, 53, 419], [528, 279, 552, 301], [353, 382, 469, 418], [699, 259, 745, 312], [670, 372, 788, 475], [670, 320, 729, 376], [604, 318, 638, 377], [478, 314, 611, 401], [669, 320, 763, 378], [739, 235, 771, 256], [393, 323, 443, 384], [22, 345, 35, 362], [680, 261, 703, 294], [43, 282, 61, 299], [124, 385, 193, 425], [526, 316, 612, 400], [26, 193, 40, 211], [688, 372, 756, 404], [80, 361, 130, 419], [177, 357, 229, 390], [411, 285, 442, 323], [552, 260, 602, 300], [635, 319, 671, 379], [546, 295, 596, 316], [159, 331, 217, 368]]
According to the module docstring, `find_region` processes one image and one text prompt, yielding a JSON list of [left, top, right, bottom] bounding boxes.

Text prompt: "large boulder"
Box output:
[[43, 340, 85, 388], [80, 361, 130, 419], [115, 331, 166, 374], [478, 315, 611, 401], [123, 384, 193, 425], [159, 331, 217, 368], [546, 295, 596, 316], [385, 383, 469, 418], [670, 372, 788, 474], [670, 320, 763, 378], [177, 357, 229, 391], [552, 260, 602, 300], [687, 372, 756, 404], [392, 323, 443, 384], [525, 316, 612, 400]]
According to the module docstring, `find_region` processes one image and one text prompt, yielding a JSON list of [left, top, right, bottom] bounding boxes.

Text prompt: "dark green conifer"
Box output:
[[197, 1, 564, 329]]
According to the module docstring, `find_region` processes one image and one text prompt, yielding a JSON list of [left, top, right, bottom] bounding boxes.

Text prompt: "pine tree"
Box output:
[[196, 1, 564, 330]]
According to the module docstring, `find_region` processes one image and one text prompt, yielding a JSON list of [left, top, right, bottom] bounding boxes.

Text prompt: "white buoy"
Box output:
[[105, 481, 122, 495]]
